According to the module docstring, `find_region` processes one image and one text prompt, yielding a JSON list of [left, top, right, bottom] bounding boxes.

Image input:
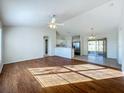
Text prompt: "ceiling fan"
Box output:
[[48, 15, 64, 29]]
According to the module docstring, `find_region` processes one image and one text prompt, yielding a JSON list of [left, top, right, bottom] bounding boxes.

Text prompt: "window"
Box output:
[[88, 38, 107, 57]]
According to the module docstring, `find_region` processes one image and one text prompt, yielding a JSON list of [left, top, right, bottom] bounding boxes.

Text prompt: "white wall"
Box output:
[[119, 29, 124, 71], [82, 31, 118, 59], [119, 30, 124, 71], [118, 0, 124, 71], [0, 23, 3, 73], [3, 27, 56, 64], [118, 30, 124, 64]]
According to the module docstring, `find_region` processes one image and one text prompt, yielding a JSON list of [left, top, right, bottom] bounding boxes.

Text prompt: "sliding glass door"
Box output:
[[88, 38, 107, 57]]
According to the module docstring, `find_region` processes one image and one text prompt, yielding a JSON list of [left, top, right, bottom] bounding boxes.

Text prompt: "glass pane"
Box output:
[[88, 41, 96, 52], [98, 41, 103, 52], [73, 43, 80, 48], [88, 39, 106, 57]]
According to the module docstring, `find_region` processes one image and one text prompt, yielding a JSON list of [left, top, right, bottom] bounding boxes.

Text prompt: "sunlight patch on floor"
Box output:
[[28, 64, 124, 87], [64, 64, 104, 71], [35, 74, 69, 87], [28, 66, 70, 75], [34, 72, 92, 87], [57, 72, 92, 83], [79, 68, 124, 80]]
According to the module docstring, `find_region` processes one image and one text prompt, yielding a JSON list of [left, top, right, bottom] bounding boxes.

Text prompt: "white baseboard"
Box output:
[[4, 56, 44, 64]]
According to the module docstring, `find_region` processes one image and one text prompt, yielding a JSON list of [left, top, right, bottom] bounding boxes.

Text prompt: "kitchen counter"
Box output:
[[55, 47, 74, 59]]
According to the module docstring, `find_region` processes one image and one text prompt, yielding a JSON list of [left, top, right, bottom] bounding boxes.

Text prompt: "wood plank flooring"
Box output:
[[0, 56, 124, 93]]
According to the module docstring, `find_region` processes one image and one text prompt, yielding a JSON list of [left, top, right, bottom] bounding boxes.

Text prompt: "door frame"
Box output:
[[88, 38, 107, 57], [43, 36, 49, 57]]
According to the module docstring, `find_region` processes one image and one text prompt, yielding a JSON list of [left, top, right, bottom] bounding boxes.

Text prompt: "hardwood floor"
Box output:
[[0, 56, 124, 93]]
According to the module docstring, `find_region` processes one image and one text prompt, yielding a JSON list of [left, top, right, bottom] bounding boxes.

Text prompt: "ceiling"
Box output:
[[0, 0, 110, 27], [58, 0, 122, 36]]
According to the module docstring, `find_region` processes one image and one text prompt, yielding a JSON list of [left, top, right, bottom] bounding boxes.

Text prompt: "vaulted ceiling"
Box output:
[[0, 0, 122, 36], [59, 0, 122, 36], [0, 0, 109, 27]]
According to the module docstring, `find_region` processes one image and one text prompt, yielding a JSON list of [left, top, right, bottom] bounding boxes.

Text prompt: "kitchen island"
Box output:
[[55, 47, 74, 59]]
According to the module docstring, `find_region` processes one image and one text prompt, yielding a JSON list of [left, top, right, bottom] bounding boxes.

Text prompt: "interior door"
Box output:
[[43, 36, 49, 56]]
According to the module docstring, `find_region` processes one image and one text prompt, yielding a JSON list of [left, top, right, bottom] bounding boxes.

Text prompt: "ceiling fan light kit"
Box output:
[[88, 34, 96, 40], [49, 24, 57, 29], [88, 27, 96, 40], [48, 15, 64, 29]]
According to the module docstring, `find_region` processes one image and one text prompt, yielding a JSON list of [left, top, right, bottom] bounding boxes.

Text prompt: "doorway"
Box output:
[[43, 36, 49, 56], [88, 38, 107, 57], [72, 41, 81, 56]]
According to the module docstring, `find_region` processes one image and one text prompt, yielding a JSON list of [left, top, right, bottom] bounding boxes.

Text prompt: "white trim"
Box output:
[[3, 56, 45, 64]]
